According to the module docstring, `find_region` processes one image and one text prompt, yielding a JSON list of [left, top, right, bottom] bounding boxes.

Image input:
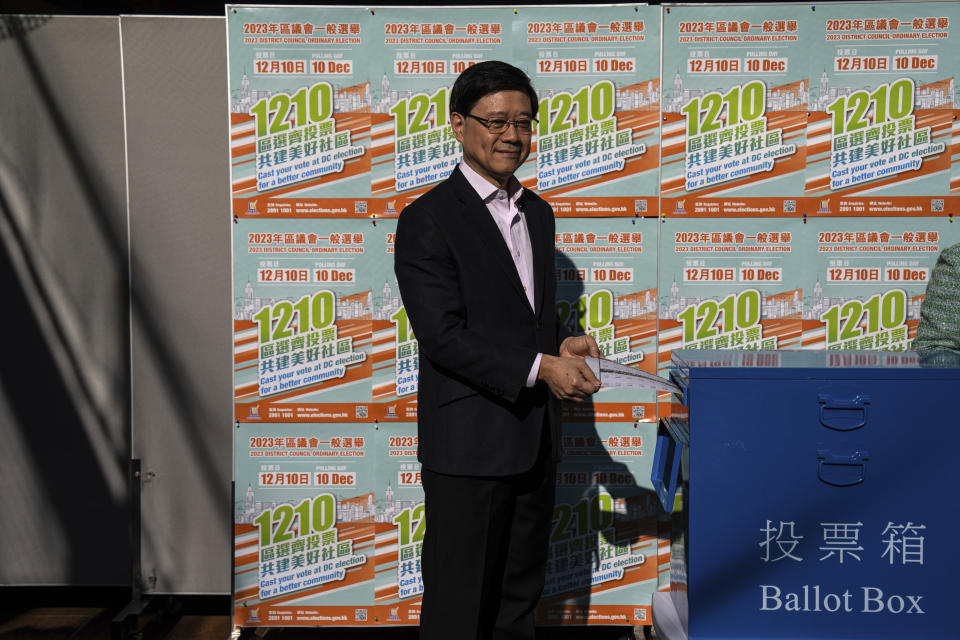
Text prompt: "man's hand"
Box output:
[[559, 334, 601, 358], [537, 354, 601, 402]]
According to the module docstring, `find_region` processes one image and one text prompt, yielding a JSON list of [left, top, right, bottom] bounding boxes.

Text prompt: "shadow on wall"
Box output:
[[544, 249, 659, 620], [0, 14, 227, 588]]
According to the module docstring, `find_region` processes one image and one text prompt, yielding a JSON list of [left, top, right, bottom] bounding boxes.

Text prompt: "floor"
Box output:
[[0, 602, 233, 640]]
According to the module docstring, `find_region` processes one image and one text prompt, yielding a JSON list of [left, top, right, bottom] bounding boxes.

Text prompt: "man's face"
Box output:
[[451, 89, 533, 187]]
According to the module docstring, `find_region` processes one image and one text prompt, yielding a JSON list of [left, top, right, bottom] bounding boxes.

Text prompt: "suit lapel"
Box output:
[[451, 169, 530, 308], [522, 193, 548, 319]]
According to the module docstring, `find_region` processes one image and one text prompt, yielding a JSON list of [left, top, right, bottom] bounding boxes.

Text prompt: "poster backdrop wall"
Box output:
[[228, 2, 960, 629]]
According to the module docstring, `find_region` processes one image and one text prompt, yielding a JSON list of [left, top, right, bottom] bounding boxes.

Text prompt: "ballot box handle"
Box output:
[[817, 448, 870, 487], [818, 393, 871, 431]]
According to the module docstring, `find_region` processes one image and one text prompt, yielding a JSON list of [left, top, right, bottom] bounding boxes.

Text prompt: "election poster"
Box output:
[[372, 423, 424, 625], [228, 6, 372, 219], [233, 423, 375, 627], [368, 7, 513, 216], [661, 4, 811, 218], [806, 3, 955, 217], [799, 217, 960, 350], [555, 218, 659, 424], [233, 219, 372, 422], [657, 218, 805, 377], [515, 5, 661, 217], [369, 218, 418, 422], [537, 421, 663, 626]]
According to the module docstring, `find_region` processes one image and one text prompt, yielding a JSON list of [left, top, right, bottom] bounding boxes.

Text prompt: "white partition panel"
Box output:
[[121, 15, 232, 594]]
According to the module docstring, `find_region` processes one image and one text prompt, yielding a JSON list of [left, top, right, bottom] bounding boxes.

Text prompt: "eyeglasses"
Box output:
[[465, 113, 536, 134]]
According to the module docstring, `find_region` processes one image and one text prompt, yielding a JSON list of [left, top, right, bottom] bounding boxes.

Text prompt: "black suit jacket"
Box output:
[[394, 166, 570, 476]]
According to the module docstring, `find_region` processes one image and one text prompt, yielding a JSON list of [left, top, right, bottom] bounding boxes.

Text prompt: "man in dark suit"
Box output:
[[394, 61, 601, 640]]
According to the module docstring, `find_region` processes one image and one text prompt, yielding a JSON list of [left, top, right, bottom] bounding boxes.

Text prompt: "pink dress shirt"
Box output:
[[458, 161, 543, 387]]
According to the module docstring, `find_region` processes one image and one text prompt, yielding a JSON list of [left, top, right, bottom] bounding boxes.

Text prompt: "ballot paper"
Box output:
[[585, 357, 682, 395]]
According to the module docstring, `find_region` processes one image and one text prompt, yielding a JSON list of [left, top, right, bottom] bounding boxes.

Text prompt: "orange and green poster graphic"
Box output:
[[515, 4, 661, 217], [234, 423, 375, 627], [661, 5, 811, 218], [806, 3, 955, 217], [228, 6, 372, 220]]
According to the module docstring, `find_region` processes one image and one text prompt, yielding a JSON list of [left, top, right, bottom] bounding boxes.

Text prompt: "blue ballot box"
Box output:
[[650, 350, 960, 640]]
